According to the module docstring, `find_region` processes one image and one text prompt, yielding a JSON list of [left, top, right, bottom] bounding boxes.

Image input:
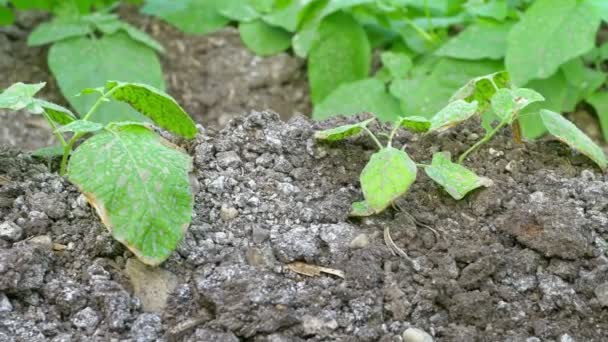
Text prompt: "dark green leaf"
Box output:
[[239, 19, 292, 56], [540, 109, 607, 170], [105, 81, 197, 139], [397, 116, 431, 133], [31, 145, 65, 158], [48, 33, 165, 124], [308, 12, 371, 104], [425, 152, 493, 200], [360, 147, 417, 213], [505, 0, 601, 85], [313, 78, 400, 122], [0, 5, 14, 26], [68, 124, 194, 265], [37, 99, 77, 125]]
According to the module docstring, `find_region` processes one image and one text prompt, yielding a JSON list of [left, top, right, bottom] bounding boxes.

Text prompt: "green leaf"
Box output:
[[308, 12, 371, 104], [239, 19, 292, 56], [425, 152, 493, 200], [397, 116, 431, 133], [391, 59, 503, 118], [491, 88, 544, 124], [0, 82, 45, 111], [588, 0, 608, 21], [436, 21, 513, 60], [94, 19, 165, 53], [540, 109, 607, 170], [55, 120, 103, 134], [429, 100, 478, 132], [505, 0, 601, 86], [141, 0, 229, 35], [0, 5, 14, 26], [217, 0, 260, 21], [313, 78, 400, 122], [67, 124, 194, 265], [360, 147, 417, 213], [31, 145, 65, 158], [349, 200, 375, 217], [449, 71, 510, 112], [314, 118, 375, 142], [37, 99, 77, 125], [586, 91, 608, 141], [465, 0, 508, 20], [380, 51, 412, 79], [511, 88, 545, 111], [48, 33, 165, 124], [28, 19, 91, 46], [561, 58, 606, 97], [105, 81, 197, 139], [262, 0, 302, 32]]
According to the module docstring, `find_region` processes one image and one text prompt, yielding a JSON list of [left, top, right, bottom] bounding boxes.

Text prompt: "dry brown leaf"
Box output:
[[286, 261, 345, 278]]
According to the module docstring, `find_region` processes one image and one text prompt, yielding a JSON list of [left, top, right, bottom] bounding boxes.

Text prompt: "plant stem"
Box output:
[[423, 0, 435, 37], [42, 111, 67, 147], [406, 19, 434, 43], [363, 126, 384, 150], [387, 123, 401, 147], [457, 121, 507, 164]]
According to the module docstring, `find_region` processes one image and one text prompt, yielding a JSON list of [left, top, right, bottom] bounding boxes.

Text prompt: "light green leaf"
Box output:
[[55, 120, 103, 134], [490, 88, 515, 123], [449, 71, 510, 112], [429, 100, 478, 132], [48, 33, 165, 124], [28, 19, 91, 46], [308, 12, 371, 104], [540, 109, 607, 170], [586, 91, 608, 141], [425, 152, 493, 200], [68, 124, 194, 265], [465, 0, 508, 20], [397, 116, 431, 133], [436, 21, 513, 60], [313, 78, 400, 122], [262, 0, 302, 32], [360, 147, 417, 213], [217, 0, 260, 21], [105, 81, 197, 139], [239, 19, 292, 56], [101, 22, 165, 53], [0, 82, 45, 111], [588, 0, 608, 21], [505, 0, 601, 86], [561, 58, 606, 97], [392, 58, 503, 118], [314, 118, 375, 142], [349, 200, 375, 217], [31, 145, 65, 158], [381, 51, 412, 79], [511, 88, 545, 111], [141, 0, 229, 35]]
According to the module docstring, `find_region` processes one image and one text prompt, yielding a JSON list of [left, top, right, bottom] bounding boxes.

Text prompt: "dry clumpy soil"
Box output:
[[1, 111, 608, 341], [0, 8, 309, 151]]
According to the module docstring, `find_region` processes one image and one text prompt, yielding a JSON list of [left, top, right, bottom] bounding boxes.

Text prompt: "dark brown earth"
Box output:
[[3, 5, 608, 342]]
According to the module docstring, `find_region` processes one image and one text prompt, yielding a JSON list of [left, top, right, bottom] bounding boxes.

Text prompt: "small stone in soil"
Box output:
[[0, 221, 22, 241], [594, 282, 608, 307], [350, 234, 370, 249], [0, 292, 12, 312], [71, 307, 100, 333], [402, 327, 434, 342]]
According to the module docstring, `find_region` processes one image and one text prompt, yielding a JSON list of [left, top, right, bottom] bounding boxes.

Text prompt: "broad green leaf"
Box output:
[[540, 109, 607, 170], [68, 124, 194, 265], [105, 81, 197, 139], [586, 91, 608, 141], [436, 21, 513, 60], [313, 78, 400, 122], [449, 71, 510, 112], [28, 19, 91, 46], [490, 88, 515, 123], [360, 147, 417, 213], [55, 120, 103, 134], [239, 20, 292, 56], [425, 152, 493, 200], [397, 116, 431, 133], [465, 0, 508, 20], [37, 99, 77, 125], [380, 51, 412, 79], [48, 33, 164, 124], [588, 0, 608, 21], [505, 0, 601, 86], [93, 19, 165, 53], [349, 200, 375, 217], [31, 145, 65, 158], [217, 0, 260, 21], [141, 0, 229, 35], [561, 58, 606, 97], [0, 5, 14, 25], [262, 0, 302, 31], [0, 82, 45, 110], [308, 12, 371, 104], [391, 58, 502, 118], [314, 118, 375, 142], [519, 71, 581, 139], [429, 100, 478, 132], [511, 88, 545, 111]]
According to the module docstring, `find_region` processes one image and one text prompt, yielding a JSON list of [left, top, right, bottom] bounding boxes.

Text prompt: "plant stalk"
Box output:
[[42, 111, 67, 147], [363, 126, 384, 150], [457, 120, 507, 164]]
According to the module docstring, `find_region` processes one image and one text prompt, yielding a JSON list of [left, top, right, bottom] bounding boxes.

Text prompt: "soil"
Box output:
[[0, 7, 310, 151], [2, 110, 608, 341]]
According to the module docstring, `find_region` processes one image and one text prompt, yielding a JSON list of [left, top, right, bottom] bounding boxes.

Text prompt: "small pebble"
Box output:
[[220, 206, 239, 221], [350, 234, 370, 249], [402, 327, 433, 342], [28, 235, 53, 249], [0, 292, 13, 312], [594, 282, 608, 307], [0, 221, 22, 241]]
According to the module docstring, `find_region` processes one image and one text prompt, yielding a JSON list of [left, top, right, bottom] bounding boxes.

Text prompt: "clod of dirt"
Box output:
[[1, 111, 608, 340], [125, 258, 178, 312]]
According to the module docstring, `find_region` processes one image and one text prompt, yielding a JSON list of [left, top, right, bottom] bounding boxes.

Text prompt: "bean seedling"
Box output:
[[315, 72, 608, 217], [0, 81, 196, 266]]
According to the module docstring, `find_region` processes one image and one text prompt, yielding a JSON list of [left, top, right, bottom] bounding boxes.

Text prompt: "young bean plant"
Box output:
[[0, 81, 197, 266], [315, 72, 608, 217]]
